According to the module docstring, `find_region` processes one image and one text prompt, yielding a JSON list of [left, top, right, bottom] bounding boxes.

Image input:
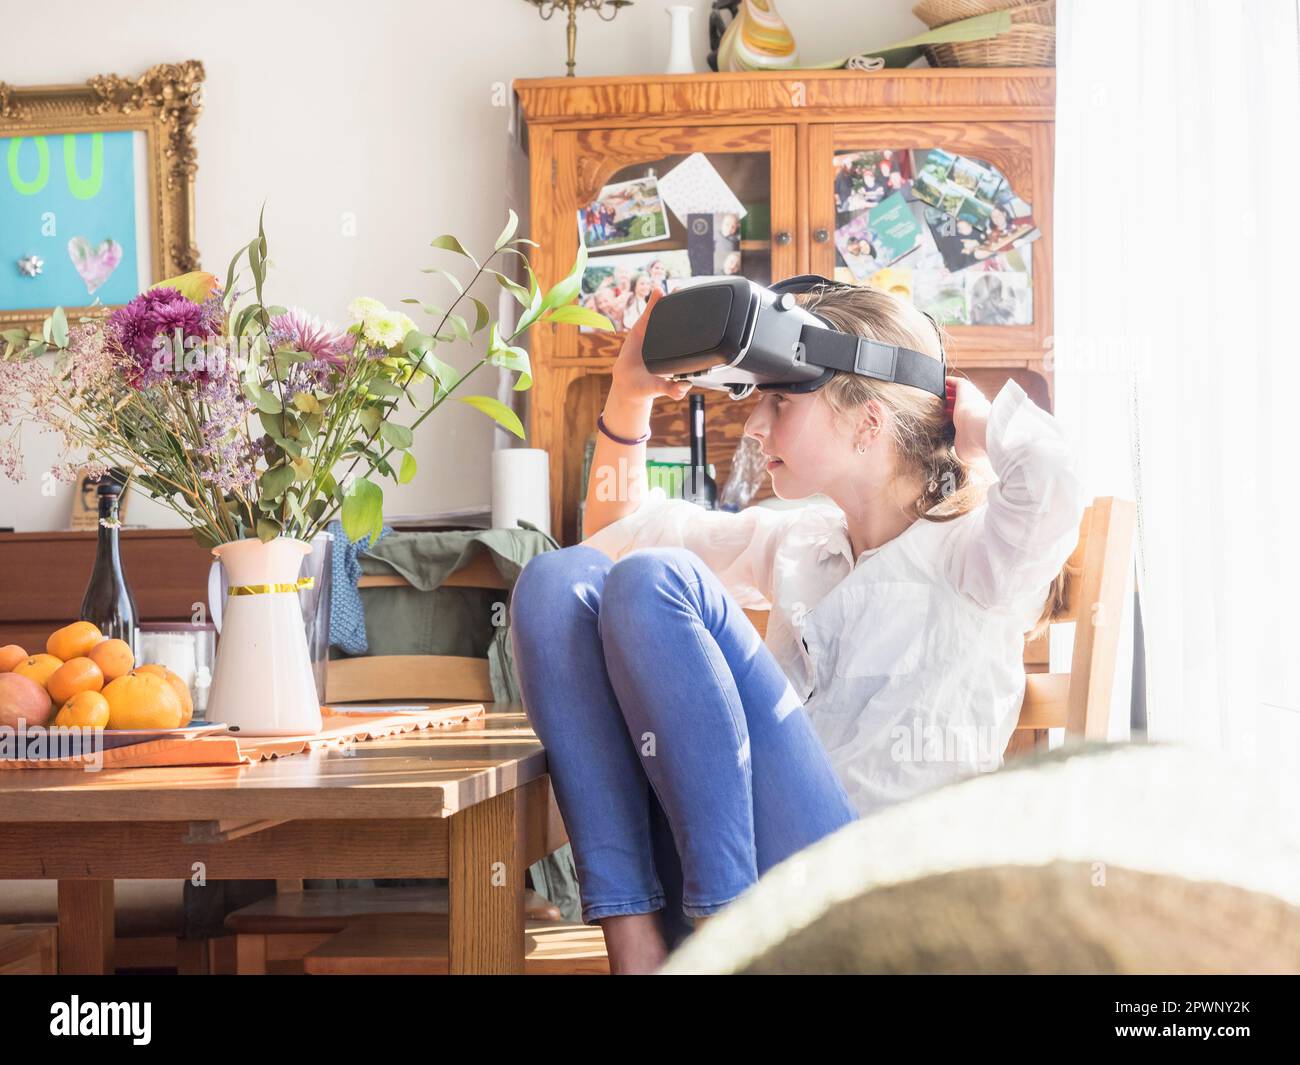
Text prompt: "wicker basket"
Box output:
[[925, 23, 1056, 67], [913, 0, 1052, 30]]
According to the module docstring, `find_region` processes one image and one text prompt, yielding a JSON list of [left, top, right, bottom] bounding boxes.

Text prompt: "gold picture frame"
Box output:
[[0, 60, 204, 333]]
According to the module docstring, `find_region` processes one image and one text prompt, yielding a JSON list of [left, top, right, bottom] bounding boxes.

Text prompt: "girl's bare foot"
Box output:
[[600, 912, 669, 974]]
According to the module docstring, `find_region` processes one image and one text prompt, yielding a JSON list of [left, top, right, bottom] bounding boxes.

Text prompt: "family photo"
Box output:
[[578, 174, 671, 252]]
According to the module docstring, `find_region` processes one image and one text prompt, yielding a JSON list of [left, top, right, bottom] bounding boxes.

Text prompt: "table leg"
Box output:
[[57, 880, 115, 975], [448, 789, 525, 974]]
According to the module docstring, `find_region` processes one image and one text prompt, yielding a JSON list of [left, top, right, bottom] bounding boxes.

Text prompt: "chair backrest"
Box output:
[[325, 551, 507, 704], [1014, 496, 1136, 744], [744, 497, 1136, 751]]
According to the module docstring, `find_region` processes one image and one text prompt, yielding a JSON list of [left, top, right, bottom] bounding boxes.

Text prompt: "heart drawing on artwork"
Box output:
[[67, 236, 124, 295]]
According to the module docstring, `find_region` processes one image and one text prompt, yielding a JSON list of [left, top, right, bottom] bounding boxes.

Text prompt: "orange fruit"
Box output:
[[0, 644, 27, 673], [87, 638, 134, 681], [136, 664, 193, 726], [46, 656, 105, 706], [102, 671, 183, 730], [46, 621, 103, 662], [14, 653, 63, 688], [55, 690, 111, 729]]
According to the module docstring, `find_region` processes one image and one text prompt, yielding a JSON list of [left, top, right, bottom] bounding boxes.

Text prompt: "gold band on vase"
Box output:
[[227, 576, 316, 597]]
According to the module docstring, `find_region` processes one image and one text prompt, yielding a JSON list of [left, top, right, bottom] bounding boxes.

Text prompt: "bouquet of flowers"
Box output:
[[0, 210, 605, 547]]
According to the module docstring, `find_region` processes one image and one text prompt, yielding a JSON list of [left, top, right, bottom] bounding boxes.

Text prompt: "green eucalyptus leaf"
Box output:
[[260, 462, 295, 500], [438, 269, 464, 295], [259, 410, 287, 439], [430, 234, 474, 263], [491, 270, 530, 308], [365, 380, 404, 398], [495, 209, 519, 250], [416, 351, 459, 393], [256, 517, 282, 543], [398, 451, 417, 484], [515, 264, 546, 333], [246, 382, 282, 414], [457, 394, 525, 439], [379, 422, 413, 450], [469, 297, 490, 334], [544, 304, 614, 330], [358, 406, 381, 436], [51, 307, 69, 349], [341, 476, 384, 545], [541, 242, 587, 313]]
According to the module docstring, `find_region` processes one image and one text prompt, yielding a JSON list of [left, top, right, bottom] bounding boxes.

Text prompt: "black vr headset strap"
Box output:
[[765, 274, 946, 398], [796, 328, 946, 398]]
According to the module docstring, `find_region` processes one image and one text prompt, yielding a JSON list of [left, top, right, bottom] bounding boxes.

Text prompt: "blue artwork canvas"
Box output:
[[0, 130, 142, 312]]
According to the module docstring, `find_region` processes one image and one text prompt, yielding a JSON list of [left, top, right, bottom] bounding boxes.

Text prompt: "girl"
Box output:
[[510, 282, 1084, 974], [621, 273, 654, 330]]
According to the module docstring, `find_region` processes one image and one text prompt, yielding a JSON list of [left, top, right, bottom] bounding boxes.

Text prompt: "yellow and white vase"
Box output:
[[717, 0, 799, 72], [206, 537, 323, 736]]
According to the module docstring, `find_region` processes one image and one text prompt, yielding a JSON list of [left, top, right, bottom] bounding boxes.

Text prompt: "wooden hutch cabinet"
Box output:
[[513, 70, 1055, 545]]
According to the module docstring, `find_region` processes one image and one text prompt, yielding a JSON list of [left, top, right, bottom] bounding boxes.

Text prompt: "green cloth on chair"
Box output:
[[357, 522, 552, 704]]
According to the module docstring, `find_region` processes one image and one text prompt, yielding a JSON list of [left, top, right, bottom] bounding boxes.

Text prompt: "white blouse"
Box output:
[[582, 380, 1086, 819]]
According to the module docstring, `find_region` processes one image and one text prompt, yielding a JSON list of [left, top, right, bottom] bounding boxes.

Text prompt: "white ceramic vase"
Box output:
[[665, 5, 696, 74], [205, 537, 323, 736]]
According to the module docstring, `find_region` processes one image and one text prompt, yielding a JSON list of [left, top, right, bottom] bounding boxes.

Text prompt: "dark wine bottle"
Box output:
[[686, 393, 717, 509], [79, 470, 139, 653]]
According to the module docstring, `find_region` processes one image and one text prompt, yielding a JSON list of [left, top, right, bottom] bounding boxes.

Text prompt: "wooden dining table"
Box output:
[[0, 703, 567, 975]]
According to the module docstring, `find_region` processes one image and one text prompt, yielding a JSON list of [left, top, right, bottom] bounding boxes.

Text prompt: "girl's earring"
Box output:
[[856, 441, 867, 455]]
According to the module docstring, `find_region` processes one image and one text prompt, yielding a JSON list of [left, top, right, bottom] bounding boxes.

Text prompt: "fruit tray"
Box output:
[[0, 703, 486, 769]]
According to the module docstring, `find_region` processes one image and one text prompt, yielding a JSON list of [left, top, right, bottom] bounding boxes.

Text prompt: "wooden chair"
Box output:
[[324, 550, 508, 705], [220, 546, 598, 975]]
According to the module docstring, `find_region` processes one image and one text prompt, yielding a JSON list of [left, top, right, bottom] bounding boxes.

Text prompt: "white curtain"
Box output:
[[1053, 0, 1300, 778]]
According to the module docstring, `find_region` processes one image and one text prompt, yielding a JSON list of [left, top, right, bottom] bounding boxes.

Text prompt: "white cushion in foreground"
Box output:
[[660, 743, 1300, 975]]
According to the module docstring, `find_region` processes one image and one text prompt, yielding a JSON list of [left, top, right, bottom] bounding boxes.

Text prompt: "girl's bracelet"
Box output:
[[597, 411, 651, 446]]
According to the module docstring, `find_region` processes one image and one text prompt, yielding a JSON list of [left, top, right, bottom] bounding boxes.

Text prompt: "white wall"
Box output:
[[0, 0, 923, 532]]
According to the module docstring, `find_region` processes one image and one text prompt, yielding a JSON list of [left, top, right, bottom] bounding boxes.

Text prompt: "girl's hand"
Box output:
[[610, 288, 691, 404], [946, 376, 991, 464]]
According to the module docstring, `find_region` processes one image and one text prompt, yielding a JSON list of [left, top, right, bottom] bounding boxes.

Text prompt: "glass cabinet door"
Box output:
[[807, 122, 1053, 403], [549, 124, 798, 362]]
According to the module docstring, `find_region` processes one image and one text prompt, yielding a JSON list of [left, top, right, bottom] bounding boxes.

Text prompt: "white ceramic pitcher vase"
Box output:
[[205, 537, 323, 736]]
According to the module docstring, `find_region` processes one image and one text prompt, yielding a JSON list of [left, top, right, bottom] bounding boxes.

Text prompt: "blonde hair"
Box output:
[[794, 283, 1067, 639]]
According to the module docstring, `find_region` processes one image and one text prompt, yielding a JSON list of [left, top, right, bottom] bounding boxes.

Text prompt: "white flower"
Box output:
[[348, 296, 386, 323], [364, 314, 403, 348], [363, 312, 416, 349]]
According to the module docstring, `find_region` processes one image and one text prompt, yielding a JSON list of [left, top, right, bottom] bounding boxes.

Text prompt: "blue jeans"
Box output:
[[510, 544, 858, 940]]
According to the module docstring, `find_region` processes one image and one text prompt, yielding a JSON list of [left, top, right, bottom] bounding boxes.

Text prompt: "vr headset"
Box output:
[[640, 273, 945, 401]]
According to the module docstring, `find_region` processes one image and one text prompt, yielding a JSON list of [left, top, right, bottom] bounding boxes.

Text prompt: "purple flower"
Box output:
[[107, 287, 223, 389]]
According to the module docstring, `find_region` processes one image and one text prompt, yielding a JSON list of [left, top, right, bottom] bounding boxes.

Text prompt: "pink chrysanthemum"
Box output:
[[267, 308, 353, 366]]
